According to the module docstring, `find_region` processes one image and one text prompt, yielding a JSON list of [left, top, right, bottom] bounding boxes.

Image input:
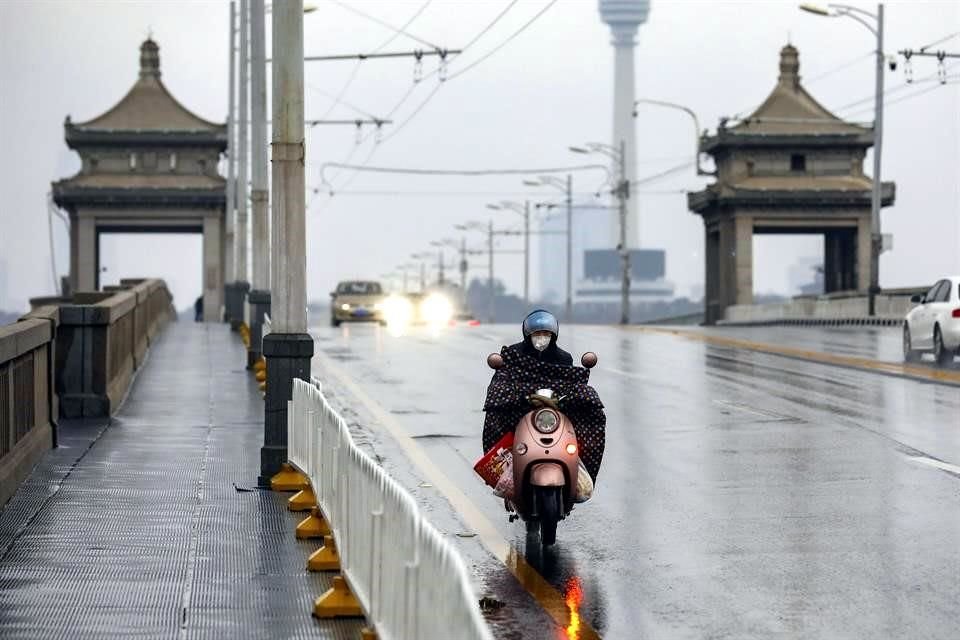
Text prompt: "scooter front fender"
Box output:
[[529, 462, 566, 487]]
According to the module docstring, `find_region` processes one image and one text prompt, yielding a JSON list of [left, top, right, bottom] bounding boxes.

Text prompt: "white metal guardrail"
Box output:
[[288, 377, 494, 640]]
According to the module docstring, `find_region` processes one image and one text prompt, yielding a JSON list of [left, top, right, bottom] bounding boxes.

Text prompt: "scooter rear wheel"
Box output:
[[536, 486, 561, 546]]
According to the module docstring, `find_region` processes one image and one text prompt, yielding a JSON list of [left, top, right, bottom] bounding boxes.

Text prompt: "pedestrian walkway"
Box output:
[[0, 320, 362, 639]]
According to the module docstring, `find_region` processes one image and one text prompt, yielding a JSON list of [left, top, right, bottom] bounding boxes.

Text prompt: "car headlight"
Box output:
[[533, 409, 560, 434], [340, 303, 351, 311], [420, 293, 454, 325], [382, 295, 414, 326]]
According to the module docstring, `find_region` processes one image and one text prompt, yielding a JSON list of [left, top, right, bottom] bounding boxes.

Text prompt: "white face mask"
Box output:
[[531, 335, 551, 351]]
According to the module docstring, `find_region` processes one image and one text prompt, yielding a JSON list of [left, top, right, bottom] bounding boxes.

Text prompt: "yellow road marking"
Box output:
[[313, 349, 601, 640], [632, 326, 960, 385]]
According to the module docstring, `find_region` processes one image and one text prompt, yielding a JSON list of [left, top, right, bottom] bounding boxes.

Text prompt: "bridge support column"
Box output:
[[76, 217, 97, 292], [247, 289, 271, 368], [259, 333, 313, 485], [202, 216, 224, 322], [824, 229, 857, 293]]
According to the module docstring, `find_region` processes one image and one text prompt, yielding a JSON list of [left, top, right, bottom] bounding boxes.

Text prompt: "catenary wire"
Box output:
[[328, 0, 441, 50]]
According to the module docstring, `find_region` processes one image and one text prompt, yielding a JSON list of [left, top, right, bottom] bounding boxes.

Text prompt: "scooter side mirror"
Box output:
[[581, 352, 598, 368], [487, 353, 505, 370]]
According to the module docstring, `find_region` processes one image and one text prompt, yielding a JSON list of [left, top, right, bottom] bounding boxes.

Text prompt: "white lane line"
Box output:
[[907, 456, 960, 476]]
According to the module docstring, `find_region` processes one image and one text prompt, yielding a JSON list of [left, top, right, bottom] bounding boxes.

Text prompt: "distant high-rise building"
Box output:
[[536, 199, 673, 307], [598, 0, 650, 248]]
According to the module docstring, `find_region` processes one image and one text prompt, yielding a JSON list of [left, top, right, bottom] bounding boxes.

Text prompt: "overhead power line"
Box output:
[[319, 162, 608, 182], [844, 75, 960, 118], [805, 50, 873, 83], [446, 0, 557, 81], [313, 0, 433, 121], [329, 0, 441, 50], [329, 0, 556, 192], [836, 63, 958, 112]]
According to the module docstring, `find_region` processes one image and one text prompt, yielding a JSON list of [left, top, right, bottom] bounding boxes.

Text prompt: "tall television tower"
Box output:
[[598, 0, 650, 248]]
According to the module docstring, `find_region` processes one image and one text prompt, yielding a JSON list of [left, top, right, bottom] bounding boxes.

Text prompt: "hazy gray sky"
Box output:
[[1, 0, 958, 311]]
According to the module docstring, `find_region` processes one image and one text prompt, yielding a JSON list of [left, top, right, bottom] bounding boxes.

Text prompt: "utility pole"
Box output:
[[236, 0, 250, 314], [261, 0, 311, 485], [488, 220, 495, 324], [247, 0, 270, 368], [437, 249, 445, 285], [459, 237, 468, 307], [523, 200, 530, 305], [565, 174, 573, 321], [225, 1, 237, 294], [618, 139, 631, 325], [868, 3, 884, 317]]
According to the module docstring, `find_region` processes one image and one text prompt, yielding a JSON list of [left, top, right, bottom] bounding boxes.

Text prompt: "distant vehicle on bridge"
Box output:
[[903, 276, 960, 366], [330, 280, 386, 327]]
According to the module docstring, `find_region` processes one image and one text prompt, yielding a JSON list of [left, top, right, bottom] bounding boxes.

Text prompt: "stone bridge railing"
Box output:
[[0, 279, 175, 507], [0, 306, 58, 506], [722, 287, 926, 326], [33, 279, 176, 418]]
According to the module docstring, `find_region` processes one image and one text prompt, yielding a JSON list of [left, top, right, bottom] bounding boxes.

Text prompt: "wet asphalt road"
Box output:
[[310, 322, 960, 640]]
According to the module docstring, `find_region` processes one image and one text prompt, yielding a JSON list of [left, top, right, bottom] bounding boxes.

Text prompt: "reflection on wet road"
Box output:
[[311, 323, 960, 640]]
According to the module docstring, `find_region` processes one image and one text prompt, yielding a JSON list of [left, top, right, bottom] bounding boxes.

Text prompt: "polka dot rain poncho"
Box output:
[[482, 343, 606, 481]]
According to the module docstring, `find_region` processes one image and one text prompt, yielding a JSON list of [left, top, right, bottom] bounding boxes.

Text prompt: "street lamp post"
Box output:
[[247, 0, 271, 369], [487, 201, 530, 304], [632, 99, 713, 176], [800, 2, 885, 316], [524, 175, 574, 321], [570, 142, 631, 324]]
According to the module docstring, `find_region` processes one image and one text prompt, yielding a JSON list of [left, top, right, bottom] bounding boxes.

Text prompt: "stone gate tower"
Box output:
[[53, 39, 227, 321], [689, 44, 894, 324]]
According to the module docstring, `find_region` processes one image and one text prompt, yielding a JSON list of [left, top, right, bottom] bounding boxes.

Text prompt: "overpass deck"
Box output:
[[0, 321, 359, 639]]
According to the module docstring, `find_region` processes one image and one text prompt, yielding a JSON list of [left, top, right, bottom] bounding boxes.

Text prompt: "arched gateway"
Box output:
[[53, 39, 227, 321], [689, 44, 895, 325]]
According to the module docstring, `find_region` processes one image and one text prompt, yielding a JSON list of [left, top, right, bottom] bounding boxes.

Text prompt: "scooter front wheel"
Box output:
[[535, 486, 562, 546]]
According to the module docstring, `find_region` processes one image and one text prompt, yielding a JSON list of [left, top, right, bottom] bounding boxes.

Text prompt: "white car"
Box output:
[[903, 276, 960, 365]]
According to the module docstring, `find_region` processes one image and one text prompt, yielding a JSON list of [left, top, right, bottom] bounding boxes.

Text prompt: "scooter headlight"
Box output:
[[533, 409, 560, 434]]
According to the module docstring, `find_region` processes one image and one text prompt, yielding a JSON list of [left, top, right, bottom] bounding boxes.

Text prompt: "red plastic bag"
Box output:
[[473, 431, 514, 489]]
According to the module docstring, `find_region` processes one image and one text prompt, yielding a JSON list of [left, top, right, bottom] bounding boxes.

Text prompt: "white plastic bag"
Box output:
[[492, 454, 515, 499], [573, 460, 594, 503]]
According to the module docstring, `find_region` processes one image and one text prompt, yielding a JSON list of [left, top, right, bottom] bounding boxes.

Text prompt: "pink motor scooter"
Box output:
[[486, 351, 598, 545]]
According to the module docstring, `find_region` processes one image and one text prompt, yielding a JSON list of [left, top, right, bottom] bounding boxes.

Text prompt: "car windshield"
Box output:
[[337, 281, 382, 295]]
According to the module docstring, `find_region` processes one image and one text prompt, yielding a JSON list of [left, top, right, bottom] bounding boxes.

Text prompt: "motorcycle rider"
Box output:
[[483, 309, 606, 481], [511, 309, 573, 366]]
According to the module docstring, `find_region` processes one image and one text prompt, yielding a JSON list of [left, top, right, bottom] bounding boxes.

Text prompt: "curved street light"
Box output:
[[799, 2, 885, 316], [632, 99, 713, 176]]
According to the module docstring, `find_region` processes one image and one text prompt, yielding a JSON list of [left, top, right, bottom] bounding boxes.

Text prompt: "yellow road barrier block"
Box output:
[[288, 486, 316, 512], [254, 357, 266, 372], [313, 576, 363, 619], [360, 627, 378, 640], [270, 463, 308, 492], [255, 368, 267, 382], [307, 536, 340, 572], [296, 507, 332, 539], [239, 323, 251, 348]]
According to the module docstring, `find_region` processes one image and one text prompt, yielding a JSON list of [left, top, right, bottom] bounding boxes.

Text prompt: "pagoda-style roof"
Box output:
[[65, 39, 225, 149], [702, 44, 872, 152], [688, 179, 895, 213]]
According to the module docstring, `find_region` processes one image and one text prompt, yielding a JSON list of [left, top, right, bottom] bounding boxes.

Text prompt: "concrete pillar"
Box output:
[[261, 0, 312, 485], [69, 212, 79, 294], [202, 216, 224, 322], [733, 215, 753, 305], [76, 217, 97, 292], [704, 226, 720, 324]]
